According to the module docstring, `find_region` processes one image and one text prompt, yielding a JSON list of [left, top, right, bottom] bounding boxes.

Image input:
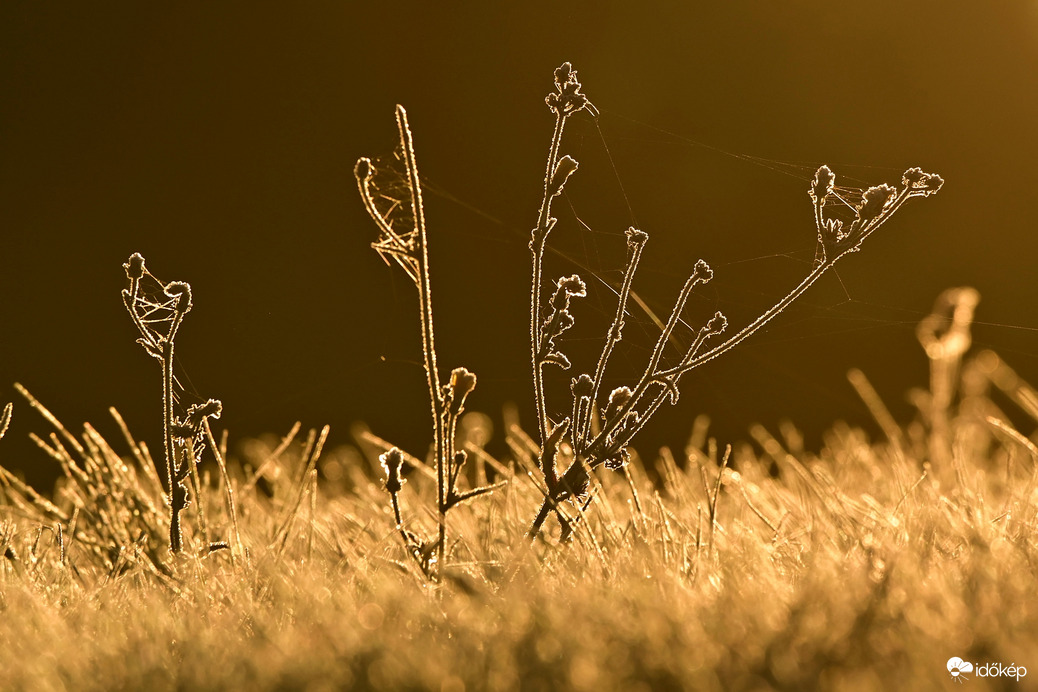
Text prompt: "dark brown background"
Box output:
[[2, 2, 1036, 485]]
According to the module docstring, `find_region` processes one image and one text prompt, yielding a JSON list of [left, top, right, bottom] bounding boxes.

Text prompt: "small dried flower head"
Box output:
[[164, 281, 193, 314], [450, 367, 477, 400], [547, 155, 579, 198], [554, 62, 576, 87], [625, 227, 649, 249], [571, 374, 594, 398], [921, 173, 944, 196], [609, 386, 633, 407], [604, 386, 634, 422], [124, 253, 146, 281], [901, 167, 925, 187], [558, 274, 587, 296], [546, 62, 589, 116], [187, 399, 223, 427], [355, 157, 375, 183], [809, 165, 836, 206], [556, 273, 589, 307], [902, 167, 944, 197], [604, 448, 631, 471], [691, 259, 714, 285], [551, 274, 587, 310], [706, 311, 728, 336], [447, 367, 477, 415], [820, 217, 845, 242], [454, 450, 467, 471], [380, 447, 406, 494], [856, 184, 897, 223]]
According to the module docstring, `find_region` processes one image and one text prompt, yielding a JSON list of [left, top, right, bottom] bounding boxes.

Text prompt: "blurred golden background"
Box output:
[[2, 2, 1036, 485]]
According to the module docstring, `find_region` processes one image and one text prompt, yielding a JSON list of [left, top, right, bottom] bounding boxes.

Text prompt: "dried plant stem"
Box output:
[[159, 348, 187, 554], [185, 447, 208, 546], [122, 254, 221, 555], [357, 107, 498, 579], [204, 418, 242, 563], [530, 111, 569, 448], [393, 106, 450, 572], [390, 490, 405, 532], [684, 190, 914, 375], [579, 233, 645, 452]]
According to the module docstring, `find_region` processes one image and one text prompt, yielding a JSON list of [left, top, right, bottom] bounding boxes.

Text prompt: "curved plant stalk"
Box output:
[[525, 64, 945, 538], [356, 107, 503, 580], [122, 254, 222, 554]]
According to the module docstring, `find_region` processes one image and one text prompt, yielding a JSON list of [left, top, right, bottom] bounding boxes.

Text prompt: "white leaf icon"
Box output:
[[947, 657, 974, 676]]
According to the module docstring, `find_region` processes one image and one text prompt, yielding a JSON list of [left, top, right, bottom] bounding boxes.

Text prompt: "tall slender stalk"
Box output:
[[399, 107, 450, 569], [356, 107, 501, 579], [530, 63, 591, 454], [531, 113, 568, 445]]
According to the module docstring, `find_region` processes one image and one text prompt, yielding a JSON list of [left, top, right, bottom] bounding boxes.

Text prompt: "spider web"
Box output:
[[129, 270, 180, 346], [334, 101, 1038, 465], [376, 105, 1038, 426], [366, 145, 418, 247], [128, 267, 211, 420], [415, 109, 924, 379], [560, 117, 927, 376]]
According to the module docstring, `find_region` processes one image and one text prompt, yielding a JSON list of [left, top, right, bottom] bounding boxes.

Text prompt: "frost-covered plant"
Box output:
[[526, 63, 944, 537], [122, 253, 222, 554], [355, 107, 503, 579]]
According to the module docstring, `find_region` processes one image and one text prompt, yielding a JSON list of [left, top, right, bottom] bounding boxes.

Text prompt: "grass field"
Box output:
[[2, 331, 1037, 691]]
